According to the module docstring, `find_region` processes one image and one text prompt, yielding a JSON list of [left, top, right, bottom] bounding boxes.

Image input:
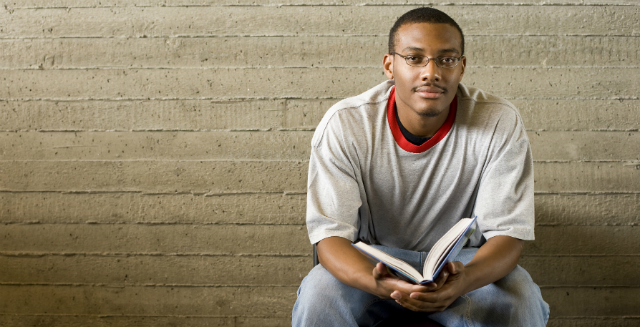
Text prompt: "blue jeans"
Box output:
[[293, 246, 549, 327]]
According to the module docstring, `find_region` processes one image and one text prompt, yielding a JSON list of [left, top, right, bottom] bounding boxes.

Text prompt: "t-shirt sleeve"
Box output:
[[306, 118, 363, 245], [473, 107, 535, 241]]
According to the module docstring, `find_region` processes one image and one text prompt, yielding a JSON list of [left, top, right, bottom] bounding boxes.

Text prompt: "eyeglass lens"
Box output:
[[397, 54, 460, 68]]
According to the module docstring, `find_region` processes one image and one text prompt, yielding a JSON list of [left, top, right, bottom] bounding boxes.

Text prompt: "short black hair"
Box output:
[[388, 7, 465, 56]]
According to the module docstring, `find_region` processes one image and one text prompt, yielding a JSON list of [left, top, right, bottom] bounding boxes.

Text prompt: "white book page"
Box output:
[[422, 218, 473, 279], [353, 242, 424, 282]]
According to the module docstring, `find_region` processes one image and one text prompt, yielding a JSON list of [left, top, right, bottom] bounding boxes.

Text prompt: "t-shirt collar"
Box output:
[[386, 85, 458, 153]]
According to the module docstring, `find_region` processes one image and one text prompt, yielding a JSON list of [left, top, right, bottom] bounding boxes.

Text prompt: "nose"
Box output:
[[419, 59, 441, 83]]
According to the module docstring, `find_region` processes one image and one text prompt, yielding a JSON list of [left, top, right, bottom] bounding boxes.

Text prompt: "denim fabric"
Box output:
[[292, 246, 549, 327]]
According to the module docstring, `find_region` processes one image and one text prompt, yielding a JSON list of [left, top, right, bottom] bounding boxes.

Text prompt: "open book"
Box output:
[[352, 217, 477, 285]]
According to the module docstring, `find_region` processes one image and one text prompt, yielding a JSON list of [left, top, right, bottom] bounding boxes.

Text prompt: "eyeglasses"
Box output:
[[391, 52, 464, 68]]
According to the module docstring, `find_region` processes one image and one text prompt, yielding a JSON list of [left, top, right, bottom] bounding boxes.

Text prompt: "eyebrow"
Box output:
[[401, 47, 461, 55], [438, 48, 461, 55]]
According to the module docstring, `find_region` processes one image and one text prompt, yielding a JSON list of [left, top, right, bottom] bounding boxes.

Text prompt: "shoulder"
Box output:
[[456, 83, 526, 135], [457, 83, 523, 123], [311, 80, 393, 148]]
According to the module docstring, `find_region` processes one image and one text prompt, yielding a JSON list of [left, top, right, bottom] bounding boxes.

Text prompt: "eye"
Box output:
[[439, 57, 456, 64], [406, 56, 423, 64]]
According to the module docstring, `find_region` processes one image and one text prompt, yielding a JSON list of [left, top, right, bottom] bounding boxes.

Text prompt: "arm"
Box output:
[[392, 235, 524, 312], [454, 235, 523, 294], [317, 236, 431, 299]]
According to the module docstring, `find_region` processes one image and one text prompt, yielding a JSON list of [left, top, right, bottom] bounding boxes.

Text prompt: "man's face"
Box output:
[[383, 22, 466, 118]]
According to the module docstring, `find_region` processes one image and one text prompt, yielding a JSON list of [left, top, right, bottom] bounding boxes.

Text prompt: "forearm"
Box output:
[[460, 235, 524, 294], [316, 236, 385, 297]]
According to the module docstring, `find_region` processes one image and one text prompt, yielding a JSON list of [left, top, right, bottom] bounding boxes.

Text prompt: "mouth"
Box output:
[[413, 85, 446, 99]]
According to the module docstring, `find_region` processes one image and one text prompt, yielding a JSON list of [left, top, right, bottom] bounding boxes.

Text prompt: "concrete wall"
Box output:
[[0, 1, 638, 326]]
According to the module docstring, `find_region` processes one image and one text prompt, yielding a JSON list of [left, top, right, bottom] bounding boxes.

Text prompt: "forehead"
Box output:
[[394, 22, 462, 53]]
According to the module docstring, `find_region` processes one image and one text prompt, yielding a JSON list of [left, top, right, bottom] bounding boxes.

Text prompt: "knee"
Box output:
[[293, 265, 384, 326], [295, 265, 345, 302], [501, 266, 542, 301], [292, 265, 351, 322], [498, 265, 550, 323]]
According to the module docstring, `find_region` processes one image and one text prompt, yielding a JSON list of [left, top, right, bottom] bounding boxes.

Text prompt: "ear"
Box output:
[[383, 53, 394, 80], [459, 56, 466, 79]]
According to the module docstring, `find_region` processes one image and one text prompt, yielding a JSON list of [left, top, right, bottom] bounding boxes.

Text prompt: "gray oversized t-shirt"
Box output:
[[306, 80, 534, 252]]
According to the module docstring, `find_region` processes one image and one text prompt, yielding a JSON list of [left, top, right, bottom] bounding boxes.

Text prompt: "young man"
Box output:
[[293, 7, 549, 326]]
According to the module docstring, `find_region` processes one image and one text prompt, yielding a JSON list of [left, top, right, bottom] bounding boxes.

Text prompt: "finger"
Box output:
[[448, 261, 464, 275], [431, 268, 450, 290], [408, 290, 440, 303], [379, 262, 394, 275], [390, 290, 403, 301], [409, 284, 455, 303], [410, 284, 432, 293], [392, 290, 430, 309], [372, 263, 386, 279], [374, 263, 410, 282], [381, 278, 430, 296], [409, 292, 440, 303], [395, 295, 442, 312]]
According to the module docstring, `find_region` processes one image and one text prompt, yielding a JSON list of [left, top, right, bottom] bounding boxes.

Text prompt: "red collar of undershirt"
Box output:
[[387, 86, 457, 153]]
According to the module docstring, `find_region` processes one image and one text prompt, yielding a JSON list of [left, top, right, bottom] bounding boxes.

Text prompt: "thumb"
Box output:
[[448, 261, 464, 275], [373, 262, 391, 279]]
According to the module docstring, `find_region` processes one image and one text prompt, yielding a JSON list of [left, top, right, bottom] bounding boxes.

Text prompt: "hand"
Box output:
[[371, 262, 430, 301], [391, 261, 469, 312], [420, 263, 452, 292]]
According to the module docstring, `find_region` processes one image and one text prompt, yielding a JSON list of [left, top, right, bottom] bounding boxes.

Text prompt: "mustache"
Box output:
[[412, 84, 447, 93]]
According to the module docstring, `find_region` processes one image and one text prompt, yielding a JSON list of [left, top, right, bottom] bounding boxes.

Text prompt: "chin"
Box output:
[[416, 109, 444, 118], [409, 96, 449, 118], [413, 104, 447, 118]]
